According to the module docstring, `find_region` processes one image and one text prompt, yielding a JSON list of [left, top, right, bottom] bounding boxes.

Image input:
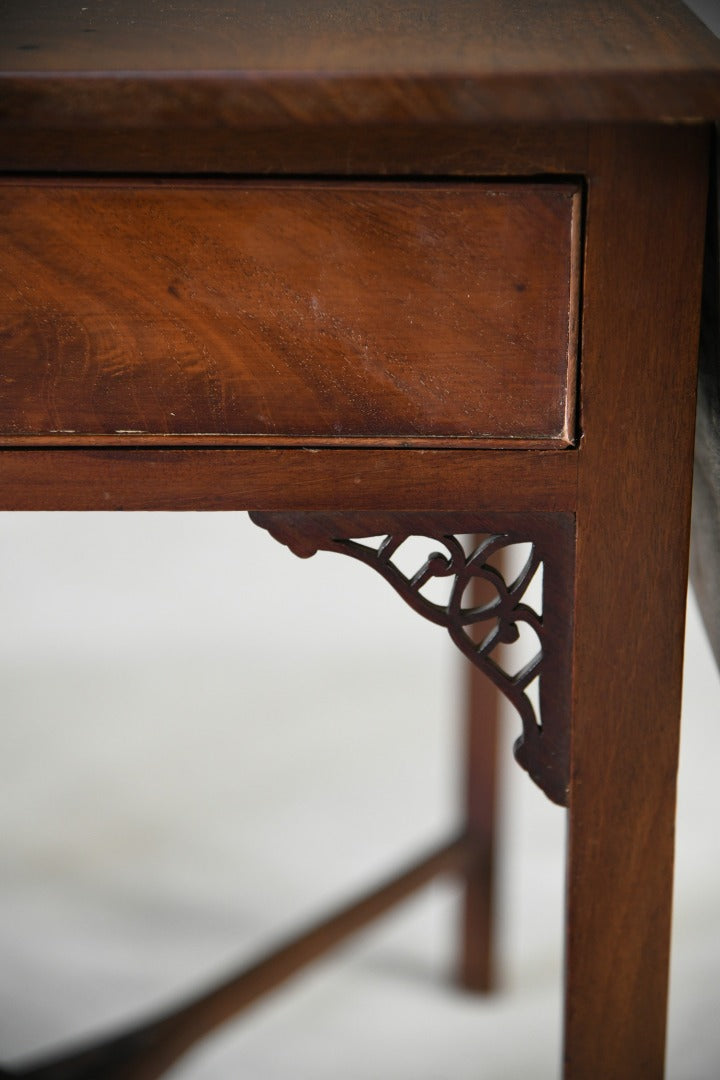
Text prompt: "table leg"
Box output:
[[459, 546, 502, 993], [563, 588, 686, 1077], [562, 124, 710, 1079]]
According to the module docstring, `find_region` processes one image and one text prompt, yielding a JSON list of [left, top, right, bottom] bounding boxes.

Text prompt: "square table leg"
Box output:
[[562, 124, 710, 1079]]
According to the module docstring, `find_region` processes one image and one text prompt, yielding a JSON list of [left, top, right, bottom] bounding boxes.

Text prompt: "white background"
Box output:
[[0, 511, 718, 1078]]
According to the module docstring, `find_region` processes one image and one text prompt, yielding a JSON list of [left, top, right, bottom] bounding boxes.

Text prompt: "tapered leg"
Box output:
[[562, 126, 710, 1078], [459, 543, 502, 992]]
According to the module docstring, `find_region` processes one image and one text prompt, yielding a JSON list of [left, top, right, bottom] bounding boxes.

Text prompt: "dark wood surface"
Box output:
[[250, 511, 575, 805], [2, 0, 716, 76], [0, 3, 715, 1077], [0, 121, 593, 179], [0, 448, 578, 512], [0, 180, 580, 448], [1, 0, 719, 135], [564, 125, 709, 1078], [460, 554, 504, 993]]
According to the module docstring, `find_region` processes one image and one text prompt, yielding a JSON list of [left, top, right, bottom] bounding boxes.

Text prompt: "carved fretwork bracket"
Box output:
[[250, 512, 575, 806]]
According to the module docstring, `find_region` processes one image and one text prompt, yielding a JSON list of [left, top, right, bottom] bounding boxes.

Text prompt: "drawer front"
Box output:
[[0, 181, 580, 447]]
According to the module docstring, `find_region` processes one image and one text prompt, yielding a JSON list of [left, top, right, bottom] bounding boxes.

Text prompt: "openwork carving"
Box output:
[[250, 512, 574, 806]]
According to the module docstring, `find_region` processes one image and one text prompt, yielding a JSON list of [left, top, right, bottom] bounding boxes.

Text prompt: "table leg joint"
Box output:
[[250, 511, 575, 806]]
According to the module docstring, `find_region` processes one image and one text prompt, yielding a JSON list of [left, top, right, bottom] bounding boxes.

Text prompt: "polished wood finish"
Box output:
[[565, 125, 709, 1077], [0, 448, 578, 512], [460, 547, 504, 993], [3, 0, 716, 79], [2, 0, 719, 142], [461, 658, 501, 993], [0, 180, 580, 448], [1, 2, 716, 1078], [251, 511, 576, 806], [13, 836, 472, 1080], [0, 122, 592, 178], [3, 2, 719, 176]]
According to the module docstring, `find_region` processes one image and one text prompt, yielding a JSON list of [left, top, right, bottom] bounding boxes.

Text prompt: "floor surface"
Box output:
[[0, 513, 718, 1078]]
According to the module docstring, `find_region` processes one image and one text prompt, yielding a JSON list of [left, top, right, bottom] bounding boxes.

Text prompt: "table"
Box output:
[[1, 2, 719, 1077]]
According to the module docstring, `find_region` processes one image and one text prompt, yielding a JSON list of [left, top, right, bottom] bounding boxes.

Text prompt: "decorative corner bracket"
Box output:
[[250, 511, 575, 806]]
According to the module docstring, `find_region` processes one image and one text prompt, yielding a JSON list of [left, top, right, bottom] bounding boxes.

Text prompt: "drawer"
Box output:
[[0, 180, 580, 447]]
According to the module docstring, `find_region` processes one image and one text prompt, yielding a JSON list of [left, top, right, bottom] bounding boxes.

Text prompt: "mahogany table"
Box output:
[[1, 2, 719, 1077]]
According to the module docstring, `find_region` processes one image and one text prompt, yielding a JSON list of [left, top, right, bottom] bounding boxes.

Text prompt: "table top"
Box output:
[[1, 0, 720, 130]]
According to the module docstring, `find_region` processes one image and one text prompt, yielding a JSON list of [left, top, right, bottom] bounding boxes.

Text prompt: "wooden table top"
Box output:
[[1, 0, 720, 129]]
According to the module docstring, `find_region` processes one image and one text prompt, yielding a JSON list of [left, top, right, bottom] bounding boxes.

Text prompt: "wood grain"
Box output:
[[1, 0, 719, 136], [0, 180, 580, 447], [564, 125, 710, 1078], [3, 0, 717, 76], [0, 448, 578, 512], [0, 123, 590, 178], [0, 5, 714, 1075], [460, 550, 504, 993]]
